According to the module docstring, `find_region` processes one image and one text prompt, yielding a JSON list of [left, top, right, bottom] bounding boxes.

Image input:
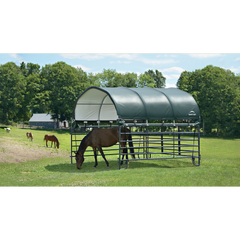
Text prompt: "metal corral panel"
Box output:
[[73, 87, 200, 121]]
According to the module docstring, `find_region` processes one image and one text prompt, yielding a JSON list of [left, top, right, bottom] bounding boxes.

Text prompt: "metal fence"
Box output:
[[70, 122, 201, 169], [118, 123, 200, 169]]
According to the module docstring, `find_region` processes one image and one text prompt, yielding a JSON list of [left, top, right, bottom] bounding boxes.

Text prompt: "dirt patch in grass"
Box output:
[[0, 137, 69, 163]]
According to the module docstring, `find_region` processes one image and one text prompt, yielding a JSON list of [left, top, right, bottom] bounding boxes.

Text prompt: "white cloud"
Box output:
[[61, 53, 178, 66], [60, 54, 105, 60], [166, 83, 177, 88], [171, 74, 181, 79], [163, 74, 181, 80], [235, 58, 240, 61], [73, 64, 91, 71], [112, 54, 178, 65], [188, 54, 223, 59], [9, 53, 23, 63], [112, 60, 131, 64], [163, 74, 172, 80], [139, 58, 177, 65], [230, 68, 240, 72], [117, 70, 132, 74], [135, 72, 141, 77], [161, 54, 178, 58], [222, 66, 240, 73], [160, 67, 185, 73]]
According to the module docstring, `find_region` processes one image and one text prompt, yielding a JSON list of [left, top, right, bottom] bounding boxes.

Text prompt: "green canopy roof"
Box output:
[[74, 87, 200, 121]]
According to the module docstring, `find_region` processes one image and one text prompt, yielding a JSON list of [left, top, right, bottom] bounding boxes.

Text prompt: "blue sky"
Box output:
[[1, 53, 240, 88]]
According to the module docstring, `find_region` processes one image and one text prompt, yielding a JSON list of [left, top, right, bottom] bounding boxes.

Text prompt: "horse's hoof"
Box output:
[[107, 166, 110, 168], [93, 166, 96, 168]]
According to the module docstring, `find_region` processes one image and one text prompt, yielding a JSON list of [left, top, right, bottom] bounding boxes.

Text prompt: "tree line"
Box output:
[[0, 61, 165, 126], [0, 61, 239, 136]]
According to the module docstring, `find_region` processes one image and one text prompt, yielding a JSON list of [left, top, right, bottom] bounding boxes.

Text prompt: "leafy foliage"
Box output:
[[177, 65, 240, 136], [1, 61, 239, 137]]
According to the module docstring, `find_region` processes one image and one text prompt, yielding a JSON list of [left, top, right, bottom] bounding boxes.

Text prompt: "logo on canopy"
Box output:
[[188, 111, 196, 116]]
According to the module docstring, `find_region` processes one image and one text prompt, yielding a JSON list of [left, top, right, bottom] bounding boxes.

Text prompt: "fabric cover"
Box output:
[[74, 87, 200, 121]]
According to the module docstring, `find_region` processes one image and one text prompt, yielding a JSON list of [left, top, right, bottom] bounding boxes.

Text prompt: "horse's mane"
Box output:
[[54, 135, 59, 142], [78, 132, 91, 153]]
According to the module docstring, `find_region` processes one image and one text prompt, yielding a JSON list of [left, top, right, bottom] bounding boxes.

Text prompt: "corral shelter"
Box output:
[[72, 87, 201, 168], [73, 87, 200, 122]]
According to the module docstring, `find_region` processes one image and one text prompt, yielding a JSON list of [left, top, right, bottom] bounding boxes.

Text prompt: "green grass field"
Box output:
[[0, 126, 239, 186]]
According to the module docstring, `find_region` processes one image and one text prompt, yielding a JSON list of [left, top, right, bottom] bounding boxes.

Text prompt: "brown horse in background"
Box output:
[[26, 132, 33, 142], [74, 127, 135, 170], [44, 135, 59, 148]]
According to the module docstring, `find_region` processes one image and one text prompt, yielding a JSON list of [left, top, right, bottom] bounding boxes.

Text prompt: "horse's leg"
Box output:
[[98, 146, 109, 168], [93, 147, 98, 168], [46, 140, 48, 147]]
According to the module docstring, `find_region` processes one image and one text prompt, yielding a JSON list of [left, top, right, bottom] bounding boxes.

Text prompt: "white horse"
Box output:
[[4, 128, 11, 133]]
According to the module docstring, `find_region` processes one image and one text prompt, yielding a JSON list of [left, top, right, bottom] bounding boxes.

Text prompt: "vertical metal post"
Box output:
[[178, 126, 181, 155], [143, 127, 146, 159], [161, 126, 164, 153], [198, 124, 201, 164], [118, 125, 122, 169], [173, 126, 175, 158], [71, 119, 73, 164], [146, 125, 150, 159]]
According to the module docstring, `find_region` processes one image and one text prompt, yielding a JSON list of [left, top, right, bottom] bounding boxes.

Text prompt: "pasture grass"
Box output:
[[0, 127, 239, 186]]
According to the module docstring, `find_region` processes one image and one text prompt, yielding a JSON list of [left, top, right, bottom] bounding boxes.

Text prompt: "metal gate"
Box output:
[[118, 122, 200, 169]]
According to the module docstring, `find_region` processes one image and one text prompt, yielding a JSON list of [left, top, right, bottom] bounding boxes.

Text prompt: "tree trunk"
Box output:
[[203, 119, 206, 136]]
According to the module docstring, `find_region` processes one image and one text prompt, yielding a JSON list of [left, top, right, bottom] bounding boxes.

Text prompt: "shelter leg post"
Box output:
[[161, 126, 164, 153], [178, 126, 181, 155]]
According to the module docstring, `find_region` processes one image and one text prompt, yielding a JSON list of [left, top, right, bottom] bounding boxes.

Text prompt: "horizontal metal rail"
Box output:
[[118, 123, 200, 169], [71, 122, 201, 168]]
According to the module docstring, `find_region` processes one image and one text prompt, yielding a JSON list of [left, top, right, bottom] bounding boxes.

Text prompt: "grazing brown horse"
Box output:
[[44, 135, 59, 148], [74, 127, 135, 170], [26, 132, 33, 142]]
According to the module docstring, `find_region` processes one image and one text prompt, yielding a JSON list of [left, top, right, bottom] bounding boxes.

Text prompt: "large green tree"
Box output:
[[138, 69, 166, 88], [19, 62, 44, 120], [138, 73, 155, 88], [144, 69, 166, 88], [177, 65, 240, 136], [95, 69, 137, 87], [0, 62, 26, 123], [40, 62, 88, 125]]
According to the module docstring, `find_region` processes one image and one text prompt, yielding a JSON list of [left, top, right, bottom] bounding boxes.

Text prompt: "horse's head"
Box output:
[[74, 151, 84, 170]]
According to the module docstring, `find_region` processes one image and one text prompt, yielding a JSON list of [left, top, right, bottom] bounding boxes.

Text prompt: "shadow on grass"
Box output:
[[45, 159, 192, 173]]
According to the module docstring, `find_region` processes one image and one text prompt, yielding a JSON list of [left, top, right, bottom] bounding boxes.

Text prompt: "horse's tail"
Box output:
[[43, 135, 46, 141], [128, 132, 135, 159]]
